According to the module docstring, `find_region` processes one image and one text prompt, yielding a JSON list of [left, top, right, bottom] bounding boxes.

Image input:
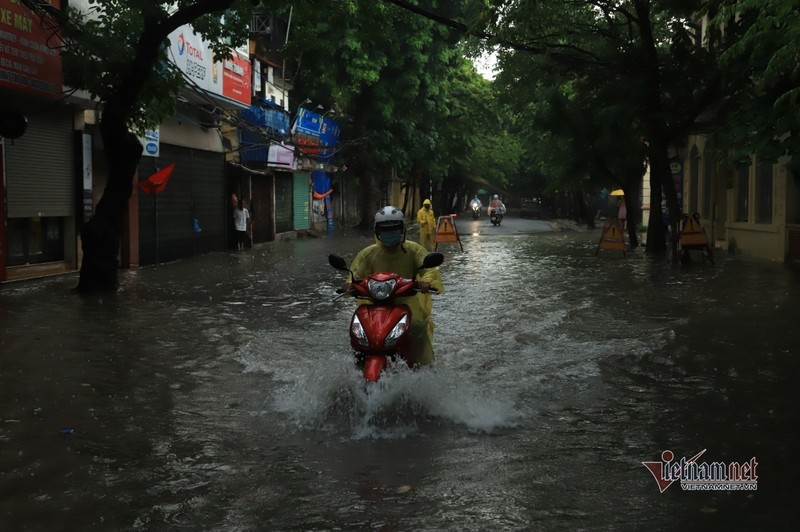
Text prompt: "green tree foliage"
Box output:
[[490, 0, 725, 253], [709, 0, 800, 165], [273, 0, 504, 223], [431, 58, 523, 210]]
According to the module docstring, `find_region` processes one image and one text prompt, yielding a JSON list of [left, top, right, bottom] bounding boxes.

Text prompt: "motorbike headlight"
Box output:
[[351, 315, 369, 347], [368, 278, 396, 300], [384, 315, 409, 348]]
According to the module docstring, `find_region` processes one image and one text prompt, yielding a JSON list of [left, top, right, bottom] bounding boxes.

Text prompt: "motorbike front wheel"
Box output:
[[362, 354, 388, 382]]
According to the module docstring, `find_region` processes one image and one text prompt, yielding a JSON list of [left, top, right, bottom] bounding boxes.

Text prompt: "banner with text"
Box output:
[[0, 0, 63, 98]]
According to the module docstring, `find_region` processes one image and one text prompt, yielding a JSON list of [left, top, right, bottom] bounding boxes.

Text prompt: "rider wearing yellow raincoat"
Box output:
[[348, 206, 444, 365]]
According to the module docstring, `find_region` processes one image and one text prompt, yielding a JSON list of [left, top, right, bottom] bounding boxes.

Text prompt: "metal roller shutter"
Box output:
[[138, 144, 225, 265], [275, 172, 293, 233], [4, 109, 75, 218], [293, 172, 310, 230], [249, 174, 274, 244]]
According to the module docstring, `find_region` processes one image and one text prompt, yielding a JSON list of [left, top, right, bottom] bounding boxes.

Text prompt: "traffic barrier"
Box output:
[[596, 220, 626, 256], [434, 215, 463, 251], [679, 214, 714, 264]]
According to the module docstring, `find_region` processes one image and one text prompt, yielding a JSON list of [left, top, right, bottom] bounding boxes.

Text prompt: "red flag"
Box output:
[[138, 163, 175, 194]]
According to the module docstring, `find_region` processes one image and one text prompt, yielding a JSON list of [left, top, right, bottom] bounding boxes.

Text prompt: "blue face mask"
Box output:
[[378, 229, 403, 247]]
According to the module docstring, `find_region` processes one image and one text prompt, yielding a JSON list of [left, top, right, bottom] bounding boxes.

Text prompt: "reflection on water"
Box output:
[[1, 227, 798, 529]]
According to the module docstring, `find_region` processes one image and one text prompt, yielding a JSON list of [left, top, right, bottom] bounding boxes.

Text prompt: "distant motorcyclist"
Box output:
[[345, 206, 444, 365], [469, 195, 482, 218], [488, 194, 506, 217]]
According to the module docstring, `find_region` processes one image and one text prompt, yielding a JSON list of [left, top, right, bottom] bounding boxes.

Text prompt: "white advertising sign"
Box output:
[[140, 128, 160, 158]]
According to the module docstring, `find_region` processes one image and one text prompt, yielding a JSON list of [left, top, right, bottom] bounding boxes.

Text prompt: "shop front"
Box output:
[[1, 0, 71, 283], [135, 115, 226, 266]]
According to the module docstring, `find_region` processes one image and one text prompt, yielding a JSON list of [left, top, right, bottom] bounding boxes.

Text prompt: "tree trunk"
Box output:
[[659, 150, 683, 263], [72, 0, 240, 292], [623, 177, 641, 248], [75, 113, 143, 292], [645, 150, 665, 254], [644, 145, 681, 259], [574, 190, 593, 227], [353, 90, 379, 229]]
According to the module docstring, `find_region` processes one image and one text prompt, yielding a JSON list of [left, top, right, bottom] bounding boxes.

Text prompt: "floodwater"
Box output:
[[1, 219, 798, 531]]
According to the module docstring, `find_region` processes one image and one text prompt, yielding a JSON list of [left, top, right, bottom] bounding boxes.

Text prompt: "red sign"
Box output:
[[222, 50, 251, 105], [0, 146, 5, 281], [0, 0, 63, 98]]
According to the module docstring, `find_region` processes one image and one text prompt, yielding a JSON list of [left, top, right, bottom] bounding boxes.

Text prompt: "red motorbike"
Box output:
[[328, 252, 443, 382]]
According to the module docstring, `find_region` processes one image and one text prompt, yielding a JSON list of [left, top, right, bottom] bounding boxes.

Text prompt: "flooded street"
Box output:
[[2, 217, 799, 530]]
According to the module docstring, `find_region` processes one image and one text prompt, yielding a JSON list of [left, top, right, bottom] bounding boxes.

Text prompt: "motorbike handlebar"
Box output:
[[333, 281, 438, 299]]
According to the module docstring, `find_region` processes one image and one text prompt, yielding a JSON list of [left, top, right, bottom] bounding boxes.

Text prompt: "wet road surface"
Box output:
[[1, 216, 799, 530]]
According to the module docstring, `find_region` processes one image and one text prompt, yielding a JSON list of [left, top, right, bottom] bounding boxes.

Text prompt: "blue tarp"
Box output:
[[240, 99, 291, 163], [312, 171, 331, 195], [291, 107, 340, 162]]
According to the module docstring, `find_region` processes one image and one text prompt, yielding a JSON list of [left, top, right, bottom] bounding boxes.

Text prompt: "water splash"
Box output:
[[266, 354, 521, 440]]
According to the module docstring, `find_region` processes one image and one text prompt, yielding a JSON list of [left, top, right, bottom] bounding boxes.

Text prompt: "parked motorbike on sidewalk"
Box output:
[[328, 252, 444, 382], [490, 207, 504, 226]]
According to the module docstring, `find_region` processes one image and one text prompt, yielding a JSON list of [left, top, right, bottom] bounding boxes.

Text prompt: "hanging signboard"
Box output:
[[139, 128, 160, 158], [0, 0, 63, 98], [166, 25, 251, 108], [291, 107, 340, 162]]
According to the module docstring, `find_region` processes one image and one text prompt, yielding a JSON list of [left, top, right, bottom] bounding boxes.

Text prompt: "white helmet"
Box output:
[[493, 194, 499, 199], [374, 205, 405, 229]]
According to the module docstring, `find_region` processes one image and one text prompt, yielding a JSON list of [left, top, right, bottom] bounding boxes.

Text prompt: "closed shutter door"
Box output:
[[250, 174, 274, 243], [5, 109, 74, 218], [275, 172, 293, 233], [293, 172, 310, 230], [138, 145, 224, 265]]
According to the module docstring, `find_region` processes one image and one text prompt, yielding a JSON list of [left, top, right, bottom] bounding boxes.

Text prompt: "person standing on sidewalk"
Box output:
[[233, 198, 250, 250], [617, 197, 627, 230], [417, 199, 436, 251]]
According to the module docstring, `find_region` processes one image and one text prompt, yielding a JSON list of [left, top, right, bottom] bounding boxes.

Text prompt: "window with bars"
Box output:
[[736, 164, 750, 222], [756, 162, 773, 224], [703, 155, 713, 217], [689, 147, 699, 214]]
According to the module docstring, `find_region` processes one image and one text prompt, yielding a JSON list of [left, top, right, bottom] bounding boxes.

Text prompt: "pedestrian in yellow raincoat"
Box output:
[[416, 198, 436, 251], [347, 206, 444, 365]]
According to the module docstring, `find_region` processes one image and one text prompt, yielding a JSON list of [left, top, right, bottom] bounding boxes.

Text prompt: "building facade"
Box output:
[[1, 3, 318, 283], [680, 136, 798, 261], [0, 0, 77, 282]]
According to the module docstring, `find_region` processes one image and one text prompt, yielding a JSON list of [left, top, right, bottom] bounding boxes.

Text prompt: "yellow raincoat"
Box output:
[[348, 239, 444, 365], [416, 200, 436, 251]]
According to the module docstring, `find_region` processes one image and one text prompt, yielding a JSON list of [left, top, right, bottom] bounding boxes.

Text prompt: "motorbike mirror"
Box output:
[[328, 254, 349, 271], [420, 252, 444, 269]]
